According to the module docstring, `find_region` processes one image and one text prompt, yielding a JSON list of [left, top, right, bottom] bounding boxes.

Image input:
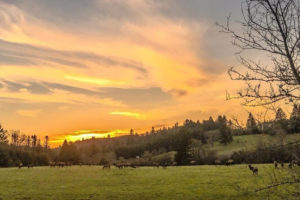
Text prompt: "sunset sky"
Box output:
[[0, 0, 248, 146]]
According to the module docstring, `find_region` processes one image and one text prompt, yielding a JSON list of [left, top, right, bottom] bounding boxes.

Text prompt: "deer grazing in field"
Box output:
[[49, 162, 56, 167], [113, 163, 124, 169], [248, 165, 258, 175], [288, 160, 296, 169], [103, 163, 111, 169], [18, 163, 23, 169], [27, 164, 34, 168], [225, 160, 234, 166], [274, 161, 278, 169]]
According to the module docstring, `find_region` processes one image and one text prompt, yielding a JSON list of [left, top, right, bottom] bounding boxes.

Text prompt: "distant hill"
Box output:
[[213, 133, 300, 157]]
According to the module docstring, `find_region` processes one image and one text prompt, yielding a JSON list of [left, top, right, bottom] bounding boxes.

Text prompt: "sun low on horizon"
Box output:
[[0, 0, 246, 147]]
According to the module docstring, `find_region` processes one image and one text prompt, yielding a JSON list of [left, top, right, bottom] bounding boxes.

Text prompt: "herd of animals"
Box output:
[[248, 160, 300, 175], [17, 160, 300, 176]]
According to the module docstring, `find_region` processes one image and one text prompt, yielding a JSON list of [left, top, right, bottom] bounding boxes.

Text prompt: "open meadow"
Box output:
[[0, 165, 296, 200]]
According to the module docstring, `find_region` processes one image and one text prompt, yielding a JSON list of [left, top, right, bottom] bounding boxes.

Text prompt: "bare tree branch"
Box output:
[[218, 0, 300, 106]]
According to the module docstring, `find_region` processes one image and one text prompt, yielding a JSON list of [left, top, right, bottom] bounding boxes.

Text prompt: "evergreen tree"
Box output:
[[59, 140, 81, 164], [202, 116, 216, 131], [289, 104, 300, 133], [219, 126, 233, 145], [59, 140, 69, 162], [217, 116, 233, 145], [44, 136, 49, 150], [246, 113, 259, 134], [275, 108, 287, 121], [151, 127, 155, 135], [291, 104, 300, 119], [274, 108, 289, 133], [130, 128, 134, 136]]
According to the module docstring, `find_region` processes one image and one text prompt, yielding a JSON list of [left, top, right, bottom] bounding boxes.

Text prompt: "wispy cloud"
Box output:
[[16, 109, 41, 118], [0, 39, 148, 73], [64, 74, 125, 86]]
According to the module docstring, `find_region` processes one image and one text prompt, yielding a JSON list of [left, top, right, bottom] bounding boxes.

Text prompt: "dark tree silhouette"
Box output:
[[246, 113, 259, 134], [44, 136, 49, 150], [289, 104, 300, 132], [217, 116, 233, 145], [10, 130, 20, 146], [275, 108, 287, 121], [31, 135, 37, 148], [0, 124, 8, 144]]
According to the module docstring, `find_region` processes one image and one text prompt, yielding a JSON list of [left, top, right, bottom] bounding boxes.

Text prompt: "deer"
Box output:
[[18, 163, 23, 169], [274, 161, 278, 169], [103, 163, 111, 169], [248, 164, 258, 175]]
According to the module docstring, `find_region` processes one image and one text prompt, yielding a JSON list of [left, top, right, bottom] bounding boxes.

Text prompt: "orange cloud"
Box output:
[[110, 111, 145, 119], [16, 109, 41, 118]]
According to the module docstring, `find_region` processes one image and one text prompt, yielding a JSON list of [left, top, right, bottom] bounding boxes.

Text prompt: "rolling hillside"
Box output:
[[213, 133, 300, 157]]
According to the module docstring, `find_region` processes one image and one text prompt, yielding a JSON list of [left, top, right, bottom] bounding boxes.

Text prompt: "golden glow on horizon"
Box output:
[[49, 129, 131, 147]]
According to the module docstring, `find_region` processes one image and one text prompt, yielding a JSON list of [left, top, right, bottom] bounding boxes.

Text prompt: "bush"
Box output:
[[99, 158, 109, 165], [0, 145, 10, 167], [152, 151, 176, 166]]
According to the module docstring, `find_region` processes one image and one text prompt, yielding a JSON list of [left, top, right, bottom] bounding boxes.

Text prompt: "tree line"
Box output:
[[1, 105, 300, 167], [0, 125, 50, 167]]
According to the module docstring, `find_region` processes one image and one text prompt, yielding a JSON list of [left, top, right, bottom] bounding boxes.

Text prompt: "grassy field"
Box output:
[[213, 133, 300, 157], [0, 165, 296, 200]]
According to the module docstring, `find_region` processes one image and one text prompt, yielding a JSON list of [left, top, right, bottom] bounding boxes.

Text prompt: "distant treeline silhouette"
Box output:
[[0, 106, 300, 167]]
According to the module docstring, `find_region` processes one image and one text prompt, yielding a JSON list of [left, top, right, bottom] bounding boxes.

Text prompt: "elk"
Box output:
[[18, 163, 23, 169], [57, 162, 65, 167], [225, 160, 234, 166], [27, 164, 34, 168], [49, 162, 56, 167], [289, 162, 293, 169], [113, 163, 125, 169], [248, 164, 258, 175], [103, 163, 111, 169], [274, 161, 278, 169]]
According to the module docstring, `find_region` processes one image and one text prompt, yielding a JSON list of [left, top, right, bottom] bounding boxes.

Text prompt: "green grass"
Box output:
[[0, 165, 296, 200], [213, 133, 300, 157]]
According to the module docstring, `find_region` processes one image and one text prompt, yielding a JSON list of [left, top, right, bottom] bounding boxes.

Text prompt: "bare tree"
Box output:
[[0, 124, 8, 144], [219, 0, 300, 197], [220, 0, 300, 106], [19, 134, 27, 146], [31, 135, 37, 148], [10, 130, 20, 146]]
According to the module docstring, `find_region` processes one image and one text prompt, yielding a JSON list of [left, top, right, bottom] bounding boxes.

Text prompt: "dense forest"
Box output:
[[1, 105, 300, 167]]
